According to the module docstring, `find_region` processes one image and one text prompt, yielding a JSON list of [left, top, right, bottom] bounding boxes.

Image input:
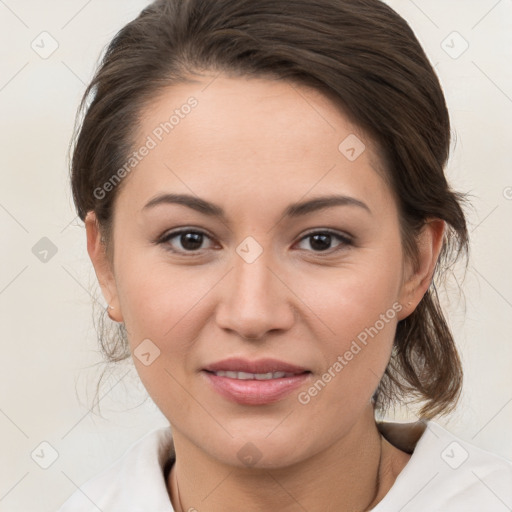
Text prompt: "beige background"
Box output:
[[0, 1, 511, 510]]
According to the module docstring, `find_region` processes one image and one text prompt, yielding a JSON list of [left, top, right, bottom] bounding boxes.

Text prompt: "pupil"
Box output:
[[310, 234, 331, 251], [181, 232, 203, 250]]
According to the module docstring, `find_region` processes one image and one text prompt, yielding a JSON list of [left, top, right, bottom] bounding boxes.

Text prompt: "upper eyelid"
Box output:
[[299, 228, 353, 240], [159, 227, 216, 243]]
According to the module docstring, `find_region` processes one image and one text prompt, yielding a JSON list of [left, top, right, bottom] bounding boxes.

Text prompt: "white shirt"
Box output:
[[58, 421, 512, 511]]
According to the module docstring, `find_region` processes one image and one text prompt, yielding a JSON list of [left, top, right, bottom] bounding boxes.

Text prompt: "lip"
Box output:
[[202, 358, 311, 405], [203, 357, 309, 374]]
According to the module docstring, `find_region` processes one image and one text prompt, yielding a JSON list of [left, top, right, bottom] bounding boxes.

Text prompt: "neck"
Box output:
[[167, 408, 409, 512]]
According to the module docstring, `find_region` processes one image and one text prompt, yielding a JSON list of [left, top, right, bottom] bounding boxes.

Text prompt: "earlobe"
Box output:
[[397, 219, 445, 320], [85, 211, 123, 323]]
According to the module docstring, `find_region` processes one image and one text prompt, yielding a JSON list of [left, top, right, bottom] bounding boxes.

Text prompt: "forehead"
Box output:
[[116, 75, 391, 217]]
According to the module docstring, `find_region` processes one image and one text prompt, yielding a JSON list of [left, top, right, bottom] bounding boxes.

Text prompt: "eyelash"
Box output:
[[156, 228, 353, 256]]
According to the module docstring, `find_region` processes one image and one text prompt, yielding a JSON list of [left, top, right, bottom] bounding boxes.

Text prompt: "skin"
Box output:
[[86, 74, 445, 511]]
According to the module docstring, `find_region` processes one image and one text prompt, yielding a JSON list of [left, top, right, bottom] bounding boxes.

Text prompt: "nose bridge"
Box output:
[[215, 243, 295, 339], [234, 249, 273, 302]]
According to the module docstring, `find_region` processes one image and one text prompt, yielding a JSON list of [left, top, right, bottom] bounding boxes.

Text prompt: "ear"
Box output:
[[396, 219, 445, 321], [85, 211, 123, 323]]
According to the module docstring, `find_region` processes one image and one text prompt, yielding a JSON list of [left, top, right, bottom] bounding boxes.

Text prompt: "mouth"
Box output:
[[209, 370, 299, 380], [202, 358, 311, 405]]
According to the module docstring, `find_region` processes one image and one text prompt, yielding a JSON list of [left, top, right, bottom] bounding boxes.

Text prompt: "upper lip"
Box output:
[[203, 357, 309, 374]]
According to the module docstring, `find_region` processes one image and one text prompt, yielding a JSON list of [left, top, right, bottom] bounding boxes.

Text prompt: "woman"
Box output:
[[58, 0, 512, 510]]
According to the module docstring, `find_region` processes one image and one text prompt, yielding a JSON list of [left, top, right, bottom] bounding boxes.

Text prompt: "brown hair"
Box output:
[[70, 0, 469, 419]]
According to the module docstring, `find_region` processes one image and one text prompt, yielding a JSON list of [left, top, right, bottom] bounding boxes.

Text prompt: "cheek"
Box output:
[[114, 259, 205, 416], [293, 282, 401, 424], [300, 249, 403, 340], [293, 246, 403, 391], [115, 250, 212, 344]]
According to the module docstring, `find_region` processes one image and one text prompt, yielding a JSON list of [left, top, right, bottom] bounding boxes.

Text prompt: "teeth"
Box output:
[[213, 370, 294, 380]]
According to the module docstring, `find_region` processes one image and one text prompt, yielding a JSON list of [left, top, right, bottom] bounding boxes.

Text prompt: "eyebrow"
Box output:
[[142, 193, 372, 219]]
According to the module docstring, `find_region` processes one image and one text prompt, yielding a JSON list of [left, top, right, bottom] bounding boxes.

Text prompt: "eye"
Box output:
[[156, 228, 352, 255], [158, 229, 215, 253], [296, 230, 353, 253]]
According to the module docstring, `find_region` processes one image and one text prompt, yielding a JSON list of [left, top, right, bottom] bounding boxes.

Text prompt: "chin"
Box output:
[[200, 419, 322, 470]]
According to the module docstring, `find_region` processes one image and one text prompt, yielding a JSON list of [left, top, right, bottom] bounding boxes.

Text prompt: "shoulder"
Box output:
[[374, 420, 512, 512], [57, 427, 175, 512]]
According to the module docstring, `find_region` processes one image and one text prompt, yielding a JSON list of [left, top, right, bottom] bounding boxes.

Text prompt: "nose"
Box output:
[[215, 250, 296, 341]]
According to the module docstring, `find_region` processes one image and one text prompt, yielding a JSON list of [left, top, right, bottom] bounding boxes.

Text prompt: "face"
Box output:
[[89, 74, 433, 468]]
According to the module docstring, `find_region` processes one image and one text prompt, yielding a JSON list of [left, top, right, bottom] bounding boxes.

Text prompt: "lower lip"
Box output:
[[203, 371, 310, 405]]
